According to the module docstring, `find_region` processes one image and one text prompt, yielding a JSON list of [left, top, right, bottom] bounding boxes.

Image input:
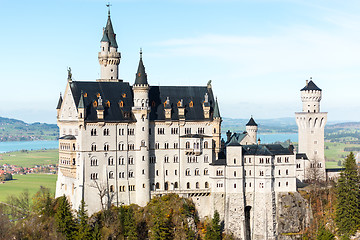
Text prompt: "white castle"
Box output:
[[55, 10, 326, 239]]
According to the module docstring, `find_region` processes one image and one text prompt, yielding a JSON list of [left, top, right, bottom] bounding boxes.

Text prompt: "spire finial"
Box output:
[[140, 48, 143, 59], [106, 2, 111, 17]]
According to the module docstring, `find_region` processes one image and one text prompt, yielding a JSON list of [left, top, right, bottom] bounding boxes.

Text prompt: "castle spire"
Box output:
[[134, 49, 148, 85], [213, 97, 220, 118], [78, 91, 85, 109], [56, 93, 63, 109]]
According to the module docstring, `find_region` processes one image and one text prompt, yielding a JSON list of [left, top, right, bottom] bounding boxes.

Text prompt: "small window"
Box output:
[[106, 101, 110, 107], [122, 93, 126, 98], [93, 101, 98, 107], [189, 101, 193, 108], [119, 101, 124, 107]]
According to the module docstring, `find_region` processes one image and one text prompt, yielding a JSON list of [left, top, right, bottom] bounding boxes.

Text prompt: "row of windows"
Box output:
[[59, 143, 75, 151], [185, 168, 209, 176], [91, 128, 134, 136], [60, 158, 75, 166], [154, 181, 210, 190]]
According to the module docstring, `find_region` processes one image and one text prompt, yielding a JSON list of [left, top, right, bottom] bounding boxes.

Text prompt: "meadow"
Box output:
[[0, 149, 58, 168], [324, 142, 360, 168], [0, 173, 57, 202]]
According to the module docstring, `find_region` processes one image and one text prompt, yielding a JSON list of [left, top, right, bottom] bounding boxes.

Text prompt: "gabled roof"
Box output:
[[246, 117, 257, 126], [227, 135, 241, 146], [225, 132, 247, 145], [69, 81, 134, 122], [242, 144, 293, 156], [301, 80, 321, 91], [148, 86, 216, 121], [56, 93, 63, 109], [59, 135, 76, 140]]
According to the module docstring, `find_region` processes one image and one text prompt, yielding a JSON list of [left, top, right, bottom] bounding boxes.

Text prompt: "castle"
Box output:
[[55, 10, 326, 239]]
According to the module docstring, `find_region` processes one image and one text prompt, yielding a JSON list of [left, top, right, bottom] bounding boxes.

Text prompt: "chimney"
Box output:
[[226, 130, 232, 142]]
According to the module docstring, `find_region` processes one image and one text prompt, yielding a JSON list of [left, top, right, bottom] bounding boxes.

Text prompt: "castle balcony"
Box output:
[[59, 165, 76, 179], [185, 148, 202, 156], [98, 52, 121, 59], [151, 188, 210, 198]]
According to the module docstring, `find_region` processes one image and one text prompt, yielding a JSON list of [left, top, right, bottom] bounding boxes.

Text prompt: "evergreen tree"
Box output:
[[335, 152, 360, 236], [75, 200, 91, 240], [316, 224, 334, 240], [92, 222, 102, 240], [122, 207, 138, 240], [205, 210, 222, 240], [55, 196, 76, 240], [151, 204, 173, 240]]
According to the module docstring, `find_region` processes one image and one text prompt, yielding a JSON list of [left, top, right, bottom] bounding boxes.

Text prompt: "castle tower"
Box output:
[[132, 50, 151, 206], [246, 116, 258, 144], [98, 9, 121, 81], [295, 78, 327, 180], [212, 97, 222, 156]]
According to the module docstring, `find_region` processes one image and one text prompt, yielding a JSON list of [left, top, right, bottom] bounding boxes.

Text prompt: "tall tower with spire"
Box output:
[[98, 8, 121, 81], [132, 50, 151, 206], [295, 78, 327, 180]]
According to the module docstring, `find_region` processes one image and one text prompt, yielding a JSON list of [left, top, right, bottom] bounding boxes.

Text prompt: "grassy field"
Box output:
[[0, 149, 58, 167], [325, 142, 360, 168], [0, 174, 57, 202]]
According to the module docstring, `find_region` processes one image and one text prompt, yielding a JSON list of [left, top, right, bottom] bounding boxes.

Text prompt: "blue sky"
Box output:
[[1, 0, 360, 123]]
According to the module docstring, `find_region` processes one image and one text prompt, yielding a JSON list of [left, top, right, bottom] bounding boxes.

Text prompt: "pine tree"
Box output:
[[122, 206, 138, 240], [75, 200, 91, 240], [316, 224, 334, 240], [205, 210, 222, 240], [55, 195, 76, 240], [335, 152, 360, 236]]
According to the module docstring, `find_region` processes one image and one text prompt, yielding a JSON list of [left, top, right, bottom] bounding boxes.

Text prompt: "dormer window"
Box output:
[[122, 93, 126, 98], [93, 101, 98, 107], [106, 101, 110, 107], [151, 101, 156, 107], [119, 101, 124, 107], [97, 93, 101, 98], [177, 101, 181, 107], [189, 101, 193, 108]]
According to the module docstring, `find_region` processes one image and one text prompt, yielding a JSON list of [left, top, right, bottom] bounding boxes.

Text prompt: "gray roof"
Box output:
[[225, 132, 247, 146], [78, 92, 85, 109], [59, 135, 76, 140], [213, 98, 220, 118], [134, 53, 148, 85], [246, 117, 257, 126], [148, 86, 217, 121], [69, 81, 135, 122], [301, 80, 321, 91], [56, 94, 63, 109], [296, 153, 308, 160], [242, 144, 293, 156], [101, 15, 118, 48], [66, 81, 217, 122]]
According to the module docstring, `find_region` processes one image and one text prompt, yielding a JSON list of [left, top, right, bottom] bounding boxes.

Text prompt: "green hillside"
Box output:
[[0, 117, 58, 142]]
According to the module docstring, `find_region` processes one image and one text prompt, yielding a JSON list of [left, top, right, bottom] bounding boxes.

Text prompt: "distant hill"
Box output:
[[0, 117, 58, 142], [222, 117, 297, 134]]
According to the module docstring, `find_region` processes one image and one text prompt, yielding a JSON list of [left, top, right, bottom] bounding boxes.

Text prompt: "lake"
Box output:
[[0, 133, 298, 153], [0, 140, 59, 153]]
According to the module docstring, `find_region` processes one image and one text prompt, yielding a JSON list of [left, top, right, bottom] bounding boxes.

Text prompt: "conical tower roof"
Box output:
[[134, 50, 148, 85], [213, 98, 221, 118], [246, 117, 258, 126], [56, 93, 63, 109], [101, 11, 118, 48], [78, 92, 85, 109]]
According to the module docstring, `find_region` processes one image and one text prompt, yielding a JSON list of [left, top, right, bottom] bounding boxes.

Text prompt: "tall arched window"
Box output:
[[108, 171, 114, 179], [186, 141, 190, 149]]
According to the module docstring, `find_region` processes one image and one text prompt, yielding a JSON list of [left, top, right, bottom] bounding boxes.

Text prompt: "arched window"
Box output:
[[104, 143, 109, 151], [186, 141, 190, 149], [108, 157, 114, 166], [110, 185, 114, 192], [196, 182, 199, 189], [187, 182, 190, 189], [185, 168, 191, 176], [195, 168, 200, 176], [156, 182, 160, 189], [174, 182, 178, 188], [108, 171, 114, 179], [119, 156, 124, 165], [204, 168, 209, 175], [205, 182, 209, 188], [91, 143, 97, 151], [165, 182, 169, 190], [204, 141, 208, 148]]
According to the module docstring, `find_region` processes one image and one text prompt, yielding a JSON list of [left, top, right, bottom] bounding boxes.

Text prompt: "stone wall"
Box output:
[[277, 192, 312, 240]]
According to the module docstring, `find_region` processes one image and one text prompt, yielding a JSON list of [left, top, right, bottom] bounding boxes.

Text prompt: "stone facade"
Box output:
[[55, 11, 313, 239]]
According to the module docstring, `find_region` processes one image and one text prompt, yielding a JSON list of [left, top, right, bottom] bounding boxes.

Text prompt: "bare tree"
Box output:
[[91, 179, 115, 211], [306, 157, 324, 185]]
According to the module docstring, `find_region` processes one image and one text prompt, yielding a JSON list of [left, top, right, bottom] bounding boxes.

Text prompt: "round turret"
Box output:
[[246, 117, 258, 144], [300, 79, 322, 113]]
